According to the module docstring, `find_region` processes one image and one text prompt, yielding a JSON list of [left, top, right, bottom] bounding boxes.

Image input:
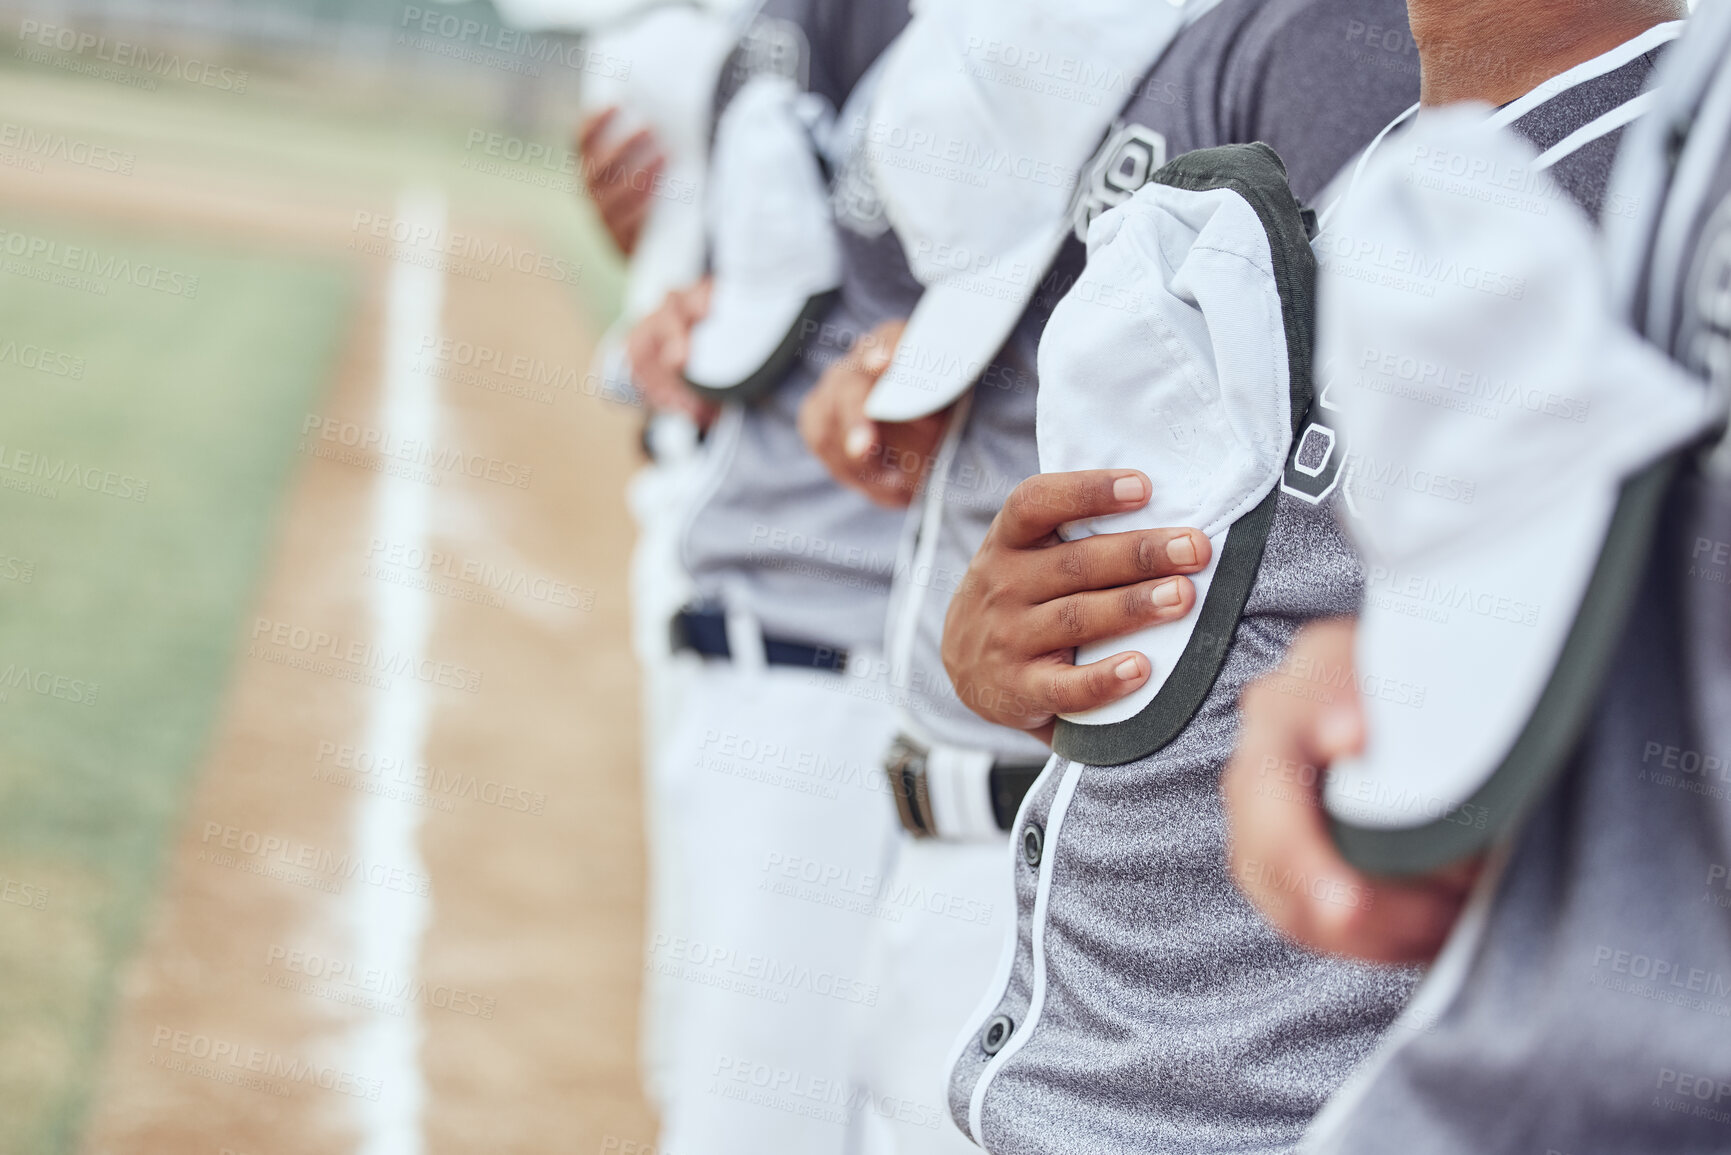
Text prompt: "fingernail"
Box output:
[[845, 424, 874, 459], [863, 345, 892, 372], [1317, 708, 1361, 753], [1114, 657, 1143, 681], [1112, 475, 1146, 503], [1152, 579, 1183, 608], [1166, 535, 1197, 566]]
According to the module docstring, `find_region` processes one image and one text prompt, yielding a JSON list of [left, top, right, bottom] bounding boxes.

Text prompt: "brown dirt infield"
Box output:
[[0, 82, 660, 1155]]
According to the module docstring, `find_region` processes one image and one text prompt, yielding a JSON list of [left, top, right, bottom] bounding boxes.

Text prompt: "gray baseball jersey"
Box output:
[[945, 0, 1427, 1150], [678, 0, 915, 654], [1308, 20, 1731, 1155], [895, 0, 1419, 761], [884, 248, 1075, 761]]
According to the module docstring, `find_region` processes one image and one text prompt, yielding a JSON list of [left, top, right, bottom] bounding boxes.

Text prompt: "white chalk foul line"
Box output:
[[350, 188, 446, 1155]]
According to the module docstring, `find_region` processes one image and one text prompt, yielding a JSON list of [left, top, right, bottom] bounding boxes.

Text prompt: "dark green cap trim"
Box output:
[[684, 288, 839, 405], [1331, 456, 1681, 877], [1052, 142, 1317, 768]]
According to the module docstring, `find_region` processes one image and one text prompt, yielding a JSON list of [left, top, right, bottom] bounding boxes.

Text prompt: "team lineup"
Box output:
[[573, 0, 1731, 1151]]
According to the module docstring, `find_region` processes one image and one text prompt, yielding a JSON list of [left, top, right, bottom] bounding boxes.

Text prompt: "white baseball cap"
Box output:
[[1316, 108, 1713, 874], [862, 0, 1212, 423], [683, 72, 843, 399], [1037, 143, 1318, 766], [579, 5, 743, 320]]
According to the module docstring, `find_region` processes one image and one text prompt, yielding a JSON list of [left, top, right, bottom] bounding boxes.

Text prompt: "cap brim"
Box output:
[[864, 225, 1069, 423], [684, 285, 836, 403], [621, 177, 707, 320], [1324, 458, 1676, 876]]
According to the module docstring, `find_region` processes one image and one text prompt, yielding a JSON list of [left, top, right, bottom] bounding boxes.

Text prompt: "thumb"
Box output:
[[862, 340, 894, 375], [684, 278, 714, 320], [845, 421, 877, 461], [664, 329, 689, 371], [856, 318, 905, 377], [1312, 696, 1366, 765]]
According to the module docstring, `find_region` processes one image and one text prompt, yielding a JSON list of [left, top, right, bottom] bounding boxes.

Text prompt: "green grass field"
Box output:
[[0, 45, 627, 1152], [0, 212, 356, 1153]]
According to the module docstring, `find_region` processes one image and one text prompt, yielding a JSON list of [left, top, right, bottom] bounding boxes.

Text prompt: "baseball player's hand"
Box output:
[[626, 280, 717, 429], [577, 107, 665, 256], [1222, 618, 1480, 965], [798, 320, 952, 509], [941, 469, 1211, 743]]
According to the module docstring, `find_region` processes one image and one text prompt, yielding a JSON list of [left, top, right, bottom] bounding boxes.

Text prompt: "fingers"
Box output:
[[592, 126, 659, 183], [662, 318, 690, 372], [1222, 632, 1352, 939], [592, 140, 660, 213], [672, 277, 713, 326], [851, 318, 906, 374], [1029, 575, 1197, 652], [1028, 527, 1211, 603], [1027, 650, 1153, 720], [654, 283, 710, 378], [945, 651, 1151, 736], [839, 429, 929, 508], [835, 321, 908, 460], [847, 407, 954, 509], [849, 408, 945, 470], [608, 180, 658, 253], [1223, 732, 1365, 951], [800, 327, 926, 505], [847, 456, 923, 508], [844, 421, 878, 463], [674, 393, 720, 429], [576, 107, 617, 157], [942, 465, 1215, 737], [799, 355, 873, 470], [848, 458, 917, 508], [624, 309, 666, 387], [998, 470, 1153, 548], [1223, 619, 1470, 965], [796, 375, 838, 462], [626, 290, 707, 415], [1324, 879, 1472, 964], [1276, 824, 1472, 966], [583, 123, 665, 254]]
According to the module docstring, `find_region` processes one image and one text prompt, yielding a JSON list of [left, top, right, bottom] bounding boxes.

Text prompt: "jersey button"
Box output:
[[1022, 823, 1043, 868], [981, 1013, 1014, 1055]]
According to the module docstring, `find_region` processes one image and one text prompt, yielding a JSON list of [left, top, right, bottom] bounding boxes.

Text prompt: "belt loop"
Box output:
[[843, 646, 881, 684], [721, 583, 766, 673], [924, 743, 1000, 841]]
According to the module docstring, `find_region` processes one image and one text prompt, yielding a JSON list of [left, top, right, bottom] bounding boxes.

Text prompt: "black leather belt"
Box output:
[[670, 608, 849, 673], [883, 733, 1045, 838]]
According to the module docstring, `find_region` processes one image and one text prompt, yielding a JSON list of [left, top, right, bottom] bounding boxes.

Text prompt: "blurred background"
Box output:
[[0, 0, 658, 1149]]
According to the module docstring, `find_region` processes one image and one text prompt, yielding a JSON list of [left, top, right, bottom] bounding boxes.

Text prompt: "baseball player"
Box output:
[[549, 0, 755, 1110], [920, 1, 1451, 1151], [798, 0, 1422, 1149], [792, 3, 1225, 1150], [1218, 3, 1731, 1153], [1221, 2, 1690, 961], [623, 3, 925, 1152]]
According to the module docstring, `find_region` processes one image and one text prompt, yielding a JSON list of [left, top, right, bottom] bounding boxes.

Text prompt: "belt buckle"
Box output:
[[884, 734, 935, 838]]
